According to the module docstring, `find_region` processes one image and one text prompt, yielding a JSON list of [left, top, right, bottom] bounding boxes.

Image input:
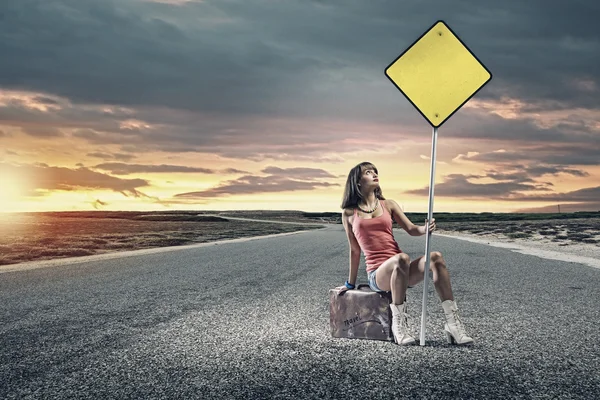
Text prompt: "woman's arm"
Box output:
[[342, 210, 361, 286], [348, 250, 360, 286], [387, 199, 430, 236]]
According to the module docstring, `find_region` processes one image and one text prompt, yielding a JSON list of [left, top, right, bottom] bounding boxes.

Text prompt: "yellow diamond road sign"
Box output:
[[385, 20, 492, 128]]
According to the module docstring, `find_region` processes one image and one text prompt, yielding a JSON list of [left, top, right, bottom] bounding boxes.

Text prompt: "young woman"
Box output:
[[338, 161, 473, 345]]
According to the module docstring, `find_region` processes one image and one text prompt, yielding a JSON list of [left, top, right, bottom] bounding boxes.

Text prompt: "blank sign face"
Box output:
[[385, 20, 492, 128]]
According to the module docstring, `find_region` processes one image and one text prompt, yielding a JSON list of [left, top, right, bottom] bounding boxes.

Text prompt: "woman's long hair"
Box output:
[[340, 161, 385, 209]]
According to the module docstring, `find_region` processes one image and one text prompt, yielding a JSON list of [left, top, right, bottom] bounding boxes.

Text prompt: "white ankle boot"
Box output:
[[441, 300, 473, 345], [390, 303, 415, 345]]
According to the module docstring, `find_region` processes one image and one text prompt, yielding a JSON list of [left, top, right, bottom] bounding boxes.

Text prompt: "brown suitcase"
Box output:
[[329, 284, 393, 341]]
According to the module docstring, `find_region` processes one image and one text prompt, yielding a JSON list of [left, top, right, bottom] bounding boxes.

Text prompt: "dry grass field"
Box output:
[[0, 212, 323, 266], [438, 218, 600, 245], [436, 217, 600, 261]]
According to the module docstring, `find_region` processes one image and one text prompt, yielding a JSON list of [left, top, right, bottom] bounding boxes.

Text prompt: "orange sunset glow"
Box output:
[[1, 1, 599, 214]]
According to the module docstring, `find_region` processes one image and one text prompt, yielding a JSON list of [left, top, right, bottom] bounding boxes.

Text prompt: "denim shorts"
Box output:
[[367, 269, 387, 293]]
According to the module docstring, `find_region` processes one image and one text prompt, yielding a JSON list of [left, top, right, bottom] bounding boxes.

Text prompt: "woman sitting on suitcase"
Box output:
[[338, 161, 473, 345]]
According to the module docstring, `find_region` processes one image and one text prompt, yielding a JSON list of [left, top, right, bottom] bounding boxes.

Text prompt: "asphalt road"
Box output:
[[1, 225, 599, 399]]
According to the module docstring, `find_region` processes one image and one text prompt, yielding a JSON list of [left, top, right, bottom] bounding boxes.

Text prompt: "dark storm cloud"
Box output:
[[0, 0, 332, 117], [483, 165, 589, 182], [0, 97, 360, 161], [1, 0, 598, 123], [88, 152, 114, 159], [21, 126, 63, 138], [456, 146, 600, 166], [261, 166, 338, 179], [2, 87, 597, 165], [522, 165, 589, 178], [72, 129, 113, 143], [0, 162, 153, 198], [483, 171, 537, 184], [405, 173, 551, 198], [223, 168, 249, 174], [0, 96, 143, 145], [513, 186, 600, 202], [92, 162, 245, 175], [442, 111, 600, 146], [406, 163, 600, 209], [405, 160, 593, 199], [175, 174, 340, 198], [87, 152, 136, 161], [31, 96, 61, 106]]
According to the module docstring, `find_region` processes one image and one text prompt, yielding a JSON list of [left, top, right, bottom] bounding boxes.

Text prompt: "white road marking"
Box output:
[[438, 233, 600, 270]]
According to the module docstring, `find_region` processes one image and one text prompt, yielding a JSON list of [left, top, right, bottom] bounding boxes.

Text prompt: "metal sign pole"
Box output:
[[420, 126, 438, 346]]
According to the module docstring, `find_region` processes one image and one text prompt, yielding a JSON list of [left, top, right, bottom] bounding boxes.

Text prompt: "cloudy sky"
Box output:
[[1, 0, 599, 213]]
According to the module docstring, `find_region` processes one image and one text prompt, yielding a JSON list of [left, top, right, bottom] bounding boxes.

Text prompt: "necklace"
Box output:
[[357, 198, 379, 213]]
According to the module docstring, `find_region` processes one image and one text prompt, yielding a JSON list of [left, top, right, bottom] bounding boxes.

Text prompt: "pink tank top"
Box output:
[[352, 199, 402, 272]]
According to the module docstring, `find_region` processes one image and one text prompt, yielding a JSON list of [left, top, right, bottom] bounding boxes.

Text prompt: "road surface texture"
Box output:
[[1, 225, 599, 399]]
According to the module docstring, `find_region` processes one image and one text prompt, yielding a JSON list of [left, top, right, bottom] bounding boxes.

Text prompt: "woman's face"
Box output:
[[359, 166, 379, 190]]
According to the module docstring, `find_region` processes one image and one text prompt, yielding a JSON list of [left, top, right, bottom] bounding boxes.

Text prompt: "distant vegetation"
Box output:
[[19, 210, 600, 225], [399, 211, 600, 223], [301, 211, 600, 224]]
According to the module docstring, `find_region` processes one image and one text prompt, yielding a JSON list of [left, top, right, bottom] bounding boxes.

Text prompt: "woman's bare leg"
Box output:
[[375, 253, 415, 345], [373, 253, 411, 304], [407, 251, 473, 344], [407, 251, 454, 302]]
